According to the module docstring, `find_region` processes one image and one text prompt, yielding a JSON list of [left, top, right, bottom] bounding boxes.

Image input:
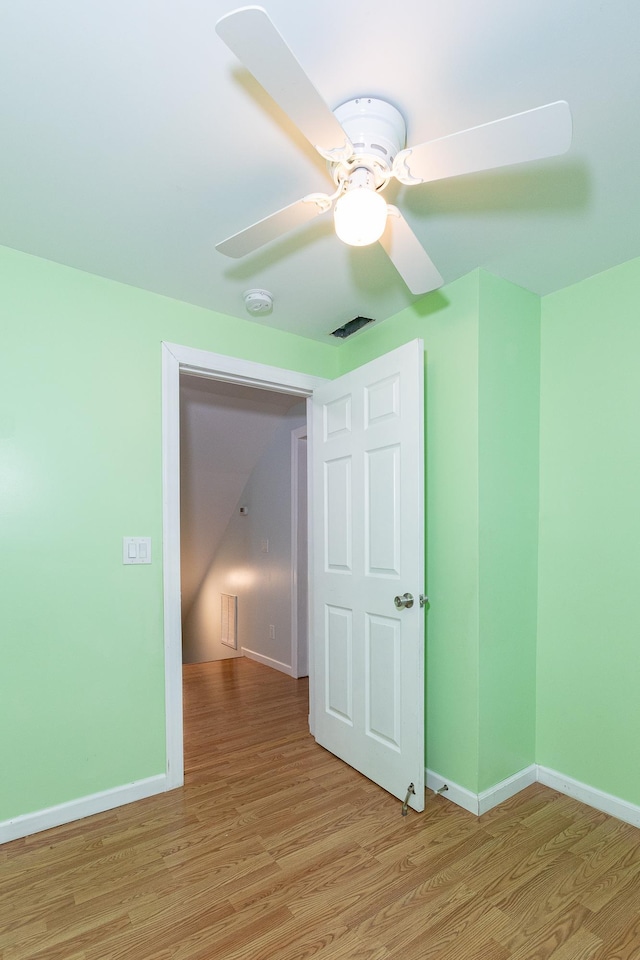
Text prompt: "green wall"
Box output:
[[0, 245, 338, 822], [3, 237, 640, 827], [537, 257, 640, 806], [477, 272, 539, 791]]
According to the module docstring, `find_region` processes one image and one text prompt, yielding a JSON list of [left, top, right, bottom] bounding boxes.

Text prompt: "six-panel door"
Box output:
[[311, 339, 425, 812]]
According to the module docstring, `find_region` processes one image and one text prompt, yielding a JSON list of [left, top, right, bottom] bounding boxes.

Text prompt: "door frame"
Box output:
[[161, 341, 327, 787]]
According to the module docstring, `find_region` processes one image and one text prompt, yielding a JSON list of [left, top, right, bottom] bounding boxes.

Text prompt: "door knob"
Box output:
[[394, 592, 414, 609]]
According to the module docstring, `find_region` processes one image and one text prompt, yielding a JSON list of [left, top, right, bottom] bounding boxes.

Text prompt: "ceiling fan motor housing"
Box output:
[[333, 98, 407, 174]]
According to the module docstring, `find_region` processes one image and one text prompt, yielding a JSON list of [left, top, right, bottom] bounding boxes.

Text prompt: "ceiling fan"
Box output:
[[214, 5, 572, 295]]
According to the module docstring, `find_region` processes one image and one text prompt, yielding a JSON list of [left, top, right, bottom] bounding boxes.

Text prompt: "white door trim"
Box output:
[[161, 342, 327, 786]]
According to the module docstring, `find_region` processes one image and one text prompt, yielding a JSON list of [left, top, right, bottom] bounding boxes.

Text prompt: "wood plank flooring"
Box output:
[[1, 657, 639, 959]]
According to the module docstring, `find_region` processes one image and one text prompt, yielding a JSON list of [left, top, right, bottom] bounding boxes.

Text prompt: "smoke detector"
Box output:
[[243, 289, 273, 315]]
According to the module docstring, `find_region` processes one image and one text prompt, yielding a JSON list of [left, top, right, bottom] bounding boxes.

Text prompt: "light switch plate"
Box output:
[[123, 537, 152, 564]]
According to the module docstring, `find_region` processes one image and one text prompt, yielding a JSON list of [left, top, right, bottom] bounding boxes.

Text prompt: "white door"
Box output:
[[311, 339, 425, 812]]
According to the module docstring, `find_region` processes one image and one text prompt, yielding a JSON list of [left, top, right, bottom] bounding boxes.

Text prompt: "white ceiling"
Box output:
[[1, 1, 639, 342]]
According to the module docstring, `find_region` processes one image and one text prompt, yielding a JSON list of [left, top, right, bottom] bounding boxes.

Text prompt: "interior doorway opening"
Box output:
[[179, 373, 307, 675], [162, 342, 326, 790]]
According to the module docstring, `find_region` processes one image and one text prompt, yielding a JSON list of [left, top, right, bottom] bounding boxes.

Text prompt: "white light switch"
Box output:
[[123, 537, 152, 564]]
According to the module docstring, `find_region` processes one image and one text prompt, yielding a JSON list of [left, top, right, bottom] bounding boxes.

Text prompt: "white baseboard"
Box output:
[[426, 769, 480, 815], [426, 763, 640, 828], [478, 765, 538, 815], [5, 760, 639, 847], [0, 774, 168, 845], [538, 766, 640, 829], [241, 646, 293, 677]]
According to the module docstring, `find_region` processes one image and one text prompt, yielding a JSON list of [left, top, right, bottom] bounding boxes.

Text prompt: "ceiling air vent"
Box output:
[[330, 316, 375, 339]]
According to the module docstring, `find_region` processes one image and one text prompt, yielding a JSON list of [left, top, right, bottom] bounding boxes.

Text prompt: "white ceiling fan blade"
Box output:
[[216, 6, 351, 157], [394, 101, 572, 185], [379, 207, 443, 295], [216, 196, 328, 258]]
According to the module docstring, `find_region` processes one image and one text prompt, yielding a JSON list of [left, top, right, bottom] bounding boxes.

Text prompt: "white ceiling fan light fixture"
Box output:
[[214, 6, 573, 297], [334, 168, 389, 247], [331, 98, 406, 247]]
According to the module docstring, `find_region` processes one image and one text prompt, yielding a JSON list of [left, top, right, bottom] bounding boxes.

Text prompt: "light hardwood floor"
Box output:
[[1, 658, 639, 959]]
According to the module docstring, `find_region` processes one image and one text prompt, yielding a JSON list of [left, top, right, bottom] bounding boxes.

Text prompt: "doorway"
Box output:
[[179, 374, 306, 670], [163, 338, 426, 812], [161, 342, 327, 789]]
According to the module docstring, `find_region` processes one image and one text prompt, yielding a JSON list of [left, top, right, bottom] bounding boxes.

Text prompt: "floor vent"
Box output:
[[221, 594, 238, 649], [330, 316, 375, 339]]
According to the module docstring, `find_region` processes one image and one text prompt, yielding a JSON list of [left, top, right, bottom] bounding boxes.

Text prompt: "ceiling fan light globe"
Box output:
[[334, 188, 388, 247]]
